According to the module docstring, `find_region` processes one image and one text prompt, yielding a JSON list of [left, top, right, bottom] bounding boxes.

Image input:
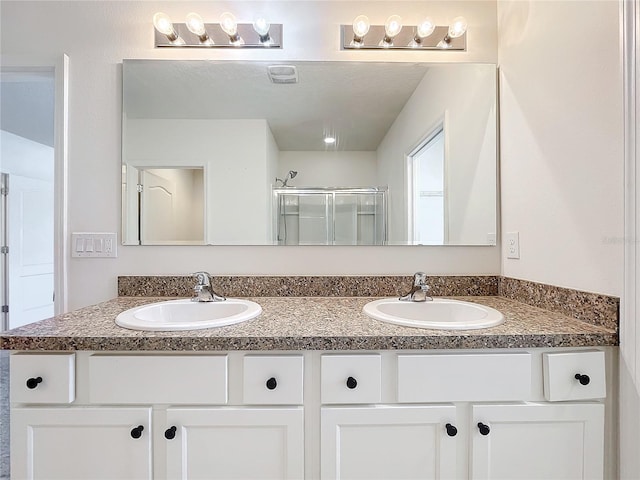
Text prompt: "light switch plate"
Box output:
[[71, 233, 117, 258], [505, 232, 520, 259]]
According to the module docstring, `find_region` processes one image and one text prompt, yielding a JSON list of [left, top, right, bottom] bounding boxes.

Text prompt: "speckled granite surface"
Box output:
[[0, 296, 618, 351], [499, 277, 619, 330], [118, 275, 500, 298]]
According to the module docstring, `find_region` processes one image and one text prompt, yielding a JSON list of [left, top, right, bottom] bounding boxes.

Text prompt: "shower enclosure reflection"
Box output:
[[273, 187, 387, 245]]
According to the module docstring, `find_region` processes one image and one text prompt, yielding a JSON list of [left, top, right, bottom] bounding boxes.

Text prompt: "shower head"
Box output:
[[275, 170, 299, 187]]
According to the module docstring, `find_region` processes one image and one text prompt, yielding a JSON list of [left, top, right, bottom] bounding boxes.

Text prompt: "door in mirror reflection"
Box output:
[[123, 166, 205, 245], [410, 128, 446, 245]]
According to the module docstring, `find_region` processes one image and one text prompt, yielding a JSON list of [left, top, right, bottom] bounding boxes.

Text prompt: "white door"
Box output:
[[471, 403, 604, 480], [321, 405, 458, 480], [140, 169, 176, 244], [11, 407, 152, 480], [165, 407, 304, 480], [7, 174, 54, 329]]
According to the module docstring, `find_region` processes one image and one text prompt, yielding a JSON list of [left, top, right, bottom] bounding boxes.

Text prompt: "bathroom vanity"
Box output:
[[1, 293, 617, 480]]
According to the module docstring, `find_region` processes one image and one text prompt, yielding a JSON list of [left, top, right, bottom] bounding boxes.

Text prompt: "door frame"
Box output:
[[0, 54, 69, 325]]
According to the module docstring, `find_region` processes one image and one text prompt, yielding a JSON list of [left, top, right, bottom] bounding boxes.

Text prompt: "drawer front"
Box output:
[[321, 354, 381, 404], [10, 353, 75, 404], [397, 353, 533, 402], [88, 355, 228, 404], [543, 350, 606, 401], [243, 355, 304, 405]]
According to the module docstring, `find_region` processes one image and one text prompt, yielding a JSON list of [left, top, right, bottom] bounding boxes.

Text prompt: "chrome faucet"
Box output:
[[399, 272, 432, 302], [192, 272, 226, 302]]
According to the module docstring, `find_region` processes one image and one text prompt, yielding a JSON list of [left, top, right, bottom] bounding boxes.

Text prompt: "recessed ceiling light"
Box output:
[[324, 136, 336, 144]]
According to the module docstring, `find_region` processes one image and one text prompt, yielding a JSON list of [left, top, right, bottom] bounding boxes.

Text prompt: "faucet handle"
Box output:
[[413, 272, 427, 286], [192, 271, 212, 286]]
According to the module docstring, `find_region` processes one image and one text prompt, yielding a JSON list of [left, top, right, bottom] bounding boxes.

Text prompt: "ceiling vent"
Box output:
[[267, 65, 298, 84]]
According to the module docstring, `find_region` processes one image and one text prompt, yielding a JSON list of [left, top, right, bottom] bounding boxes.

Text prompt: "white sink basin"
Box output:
[[363, 298, 504, 330], [115, 298, 262, 331]]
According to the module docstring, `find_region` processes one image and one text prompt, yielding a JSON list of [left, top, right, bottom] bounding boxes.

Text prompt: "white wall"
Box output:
[[498, 0, 623, 296], [377, 64, 497, 244], [266, 125, 280, 242], [0, 0, 500, 309], [278, 151, 378, 188], [125, 118, 272, 244]]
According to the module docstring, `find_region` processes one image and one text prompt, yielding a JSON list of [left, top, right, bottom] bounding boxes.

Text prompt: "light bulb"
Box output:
[[352, 15, 370, 38], [219, 12, 238, 36], [448, 16, 468, 38], [416, 17, 435, 38], [324, 136, 336, 145], [185, 12, 206, 36], [253, 17, 270, 36], [153, 12, 176, 36], [384, 15, 403, 38]]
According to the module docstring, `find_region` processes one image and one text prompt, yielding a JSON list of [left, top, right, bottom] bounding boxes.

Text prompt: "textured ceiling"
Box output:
[[123, 60, 430, 151]]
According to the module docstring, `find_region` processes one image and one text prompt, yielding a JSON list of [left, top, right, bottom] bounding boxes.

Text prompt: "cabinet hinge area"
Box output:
[[1, 305, 8, 313], [0, 246, 8, 254], [136, 184, 143, 193]]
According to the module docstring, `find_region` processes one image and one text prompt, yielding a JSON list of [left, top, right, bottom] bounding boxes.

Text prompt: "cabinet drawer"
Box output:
[[10, 353, 75, 404], [243, 355, 304, 405], [397, 353, 532, 402], [321, 354, 381, 404], [543, 350, 606, 401], [88, 355, 227, 404]]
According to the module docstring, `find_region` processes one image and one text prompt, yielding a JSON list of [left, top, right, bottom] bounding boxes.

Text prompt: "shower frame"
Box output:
[[272, 187, 388, 245]]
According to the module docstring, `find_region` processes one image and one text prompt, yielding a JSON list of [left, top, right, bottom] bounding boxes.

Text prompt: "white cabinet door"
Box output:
[[471, 403, 604, 480], [11, 407, 152, 480], [321, 405, 458, 480], [165, 407, 304, 480]]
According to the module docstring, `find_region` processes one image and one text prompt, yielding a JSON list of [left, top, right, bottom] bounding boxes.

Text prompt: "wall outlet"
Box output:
[[72, 233, 118, 258], [505, 232, 520, 259]]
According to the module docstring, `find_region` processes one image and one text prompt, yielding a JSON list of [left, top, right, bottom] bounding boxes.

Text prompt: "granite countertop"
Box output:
[[0, 296, 618, 351]]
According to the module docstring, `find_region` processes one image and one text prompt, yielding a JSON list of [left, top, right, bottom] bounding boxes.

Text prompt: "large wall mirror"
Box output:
[[122, 60, 497, 246]]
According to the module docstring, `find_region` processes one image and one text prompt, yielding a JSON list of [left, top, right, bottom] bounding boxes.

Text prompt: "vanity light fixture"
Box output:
[[253, 17, 273, 46], [409, 17, 436, 47], [153, 12, 185, 45], [350, 15, 370, 47], [185, 12, 213, 45], [219, 12, 244, 45], [438, 16, 468, 48], [380, 15, 403, 47], [153, 12, 283, 48], [341, 14, 466, 50]]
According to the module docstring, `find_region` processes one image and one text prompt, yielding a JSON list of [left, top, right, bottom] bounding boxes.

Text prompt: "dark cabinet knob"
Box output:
[[266, 377, 277, 390], [445, 423, 458, 437], [478, 422, 490, 436], [575, 373, 591, 385], [346, 376, 358, 389], [26, 377, 43, 389], [164, 426, 177, 440], [130, 425, 144, 439]]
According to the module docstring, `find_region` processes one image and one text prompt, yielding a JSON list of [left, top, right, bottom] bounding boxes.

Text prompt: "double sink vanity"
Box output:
[[0, 274, 618, 479]]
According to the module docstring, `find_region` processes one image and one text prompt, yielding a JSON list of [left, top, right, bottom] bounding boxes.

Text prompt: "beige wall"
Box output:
[[498, 0, 623, 296], [1, 0, 500, 310], [1, 0, 623, 299], [377, 64, 497, 245]]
